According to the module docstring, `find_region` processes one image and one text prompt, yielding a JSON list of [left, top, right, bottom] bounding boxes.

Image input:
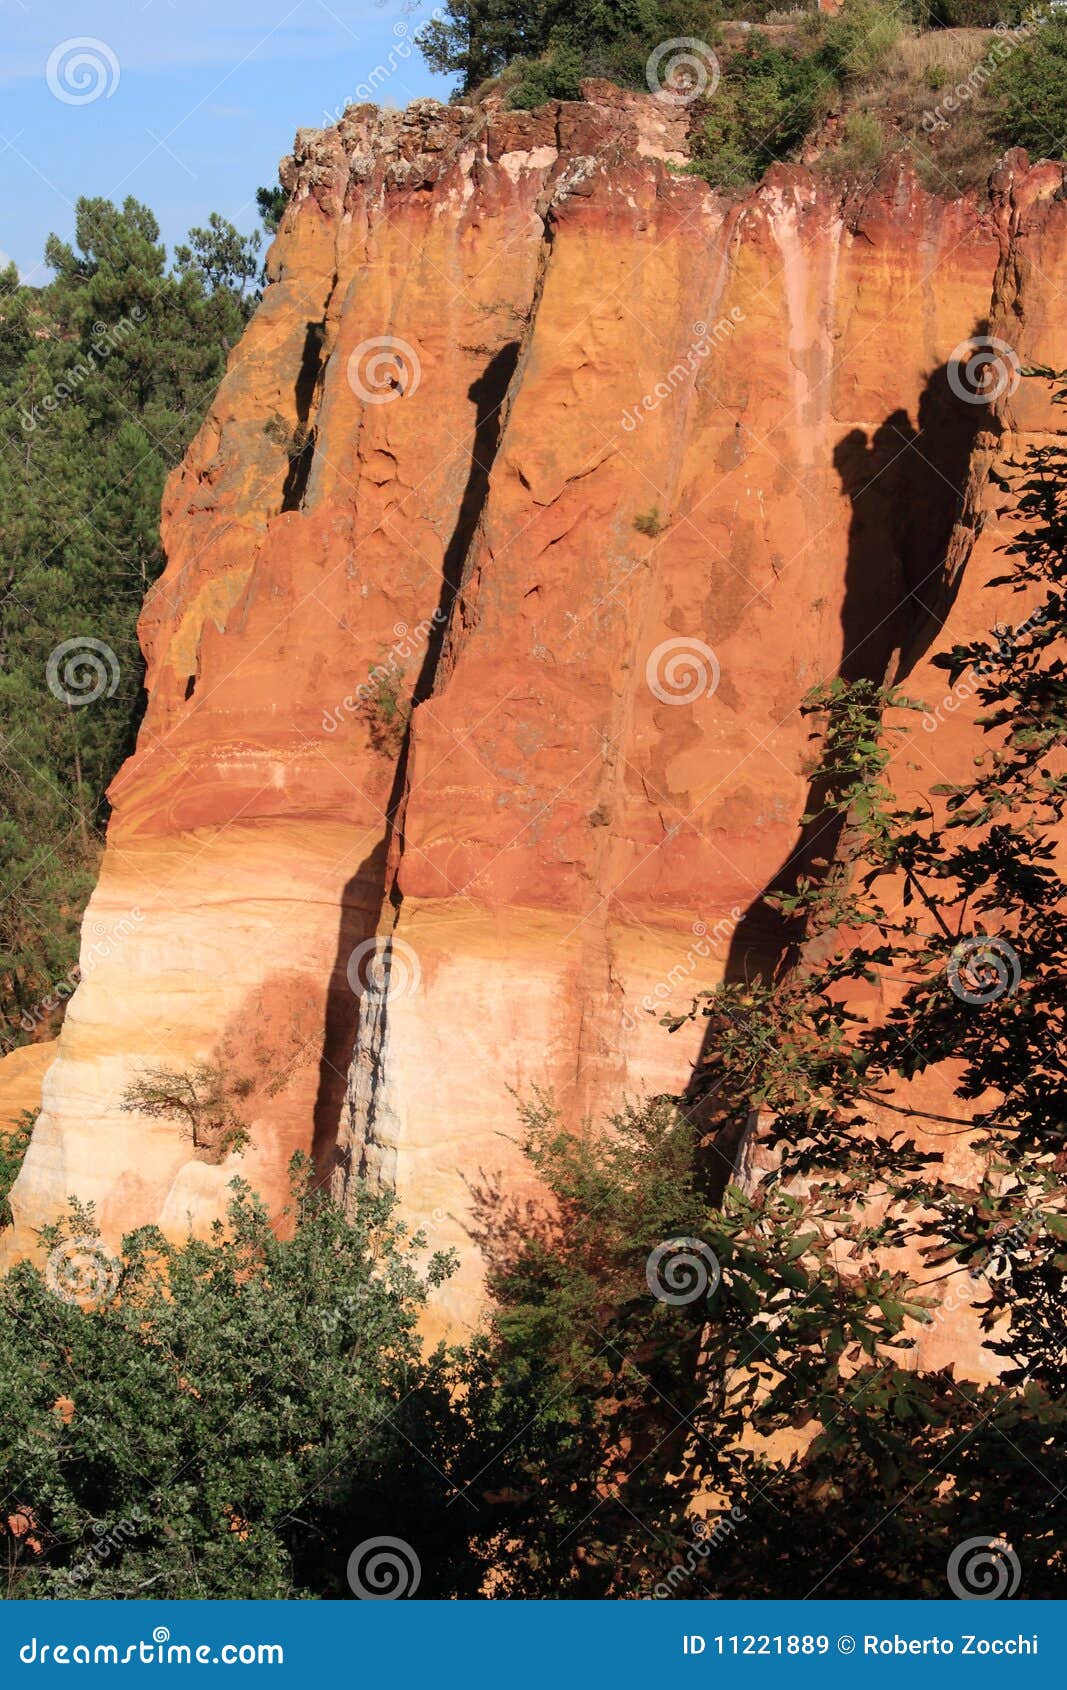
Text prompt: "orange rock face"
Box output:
[[0, 1042, 54, 1139], [4, 97, 1061, 1343]]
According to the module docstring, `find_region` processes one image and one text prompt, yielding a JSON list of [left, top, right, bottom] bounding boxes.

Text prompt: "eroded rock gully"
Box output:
[[4, 93, 1066, 1351]]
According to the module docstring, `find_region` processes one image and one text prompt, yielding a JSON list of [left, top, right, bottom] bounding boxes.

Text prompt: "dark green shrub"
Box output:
[[815, 0, 905, 80], [689, 34, 832, 186], [507, 43, 587, 106], [927, 0, 1023, 24], [0, 1161, 475, 1597], [820, 109, 892, 177], [0, 1113, 34, 1229], [990, 16, 1067, 160], [420, 0, 721, 98]]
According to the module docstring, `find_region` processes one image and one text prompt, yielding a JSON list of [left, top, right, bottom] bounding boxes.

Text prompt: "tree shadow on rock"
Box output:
[[683, 354, 985, 1160]]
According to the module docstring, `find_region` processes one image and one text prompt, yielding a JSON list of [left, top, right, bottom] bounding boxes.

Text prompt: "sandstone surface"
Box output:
[[4, 97, 1062, 1356]]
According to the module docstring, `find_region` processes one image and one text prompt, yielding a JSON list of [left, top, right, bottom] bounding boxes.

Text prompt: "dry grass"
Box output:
[[813, 26, 1005, 194], [894, 26, 995, 78]]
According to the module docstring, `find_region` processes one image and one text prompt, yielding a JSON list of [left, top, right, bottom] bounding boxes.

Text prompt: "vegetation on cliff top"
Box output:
[[418, 0, 1067, 191]]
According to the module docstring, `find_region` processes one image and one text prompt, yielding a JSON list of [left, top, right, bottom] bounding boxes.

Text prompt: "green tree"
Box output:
[[256, 185, 287, 235], [0, 1160, 482, 1598], [174, 212, 262, 300], [0, 197, 256, 1050], [418, 0, 555, 92], [689, 35, 832, 186]]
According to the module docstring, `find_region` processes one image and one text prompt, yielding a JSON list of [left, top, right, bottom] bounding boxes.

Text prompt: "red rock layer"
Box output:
[[4, 100, 1059, 1346]]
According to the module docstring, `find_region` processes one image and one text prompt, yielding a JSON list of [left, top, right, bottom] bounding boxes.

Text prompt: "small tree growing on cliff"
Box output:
[[360, 657, 411, 756], [121, 1062, 252, 1160], [0, 1111, 34, 1230]]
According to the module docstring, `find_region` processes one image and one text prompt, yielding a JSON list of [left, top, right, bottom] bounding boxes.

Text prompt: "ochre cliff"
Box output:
[[857, 153, 1067, 1377], [4, 91, 1063, 1341]]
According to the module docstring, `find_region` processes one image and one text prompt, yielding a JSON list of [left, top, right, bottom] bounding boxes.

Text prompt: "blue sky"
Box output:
[[0, 0, 451, 283]]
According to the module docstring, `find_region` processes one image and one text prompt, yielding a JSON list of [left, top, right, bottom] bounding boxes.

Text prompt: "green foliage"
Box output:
[[991, 16, 1067, 160], [0, 197, 257, 1051], [255, 185, 288, 235], [418, 0, 907, 183], [417, 0, 557, 92], [121, 1064, 252, 1161], [835, 109, 889, 172], [0, 1112, 34, 1229], [360, 659, 411, 756], [417, 0, 1067, 184], [418, 0, 721, 100], [927, 0, 1024, 24], [633, 506, 664, 535], [463, 1096, 928, 1594], [504, 43, 588, 106], [688, 33, 833, 186], [0, 1160, 479, 1597], [174, 213, 262, 299], [814, 0, 905, 81]]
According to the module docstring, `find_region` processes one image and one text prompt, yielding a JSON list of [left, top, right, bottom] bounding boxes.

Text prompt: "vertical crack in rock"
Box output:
[[335, 181, 562, 1207], [280, 315, 328, 511]]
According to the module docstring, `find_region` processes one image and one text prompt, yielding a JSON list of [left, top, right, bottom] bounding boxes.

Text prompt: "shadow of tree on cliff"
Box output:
[[682, 348, 987, 1167], [310, 343, 521, 1187], [462, 1162, 559, 1281]]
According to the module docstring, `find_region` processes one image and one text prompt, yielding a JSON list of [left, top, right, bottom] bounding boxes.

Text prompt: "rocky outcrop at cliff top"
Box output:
[[5, 88, 1066, 1350]]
